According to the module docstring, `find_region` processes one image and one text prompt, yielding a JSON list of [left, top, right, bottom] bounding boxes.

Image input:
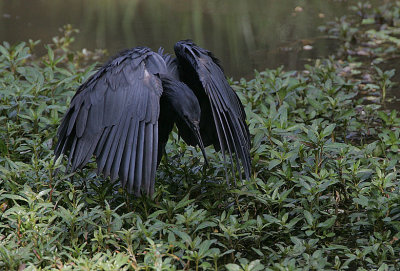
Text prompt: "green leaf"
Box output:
[[290, 236, 303, 247], [268, 159, 281, 170], [225, 264, 242, 271], [248, 260, 265, 271], [198, 239, 216, 257], [362, 18, 375, 24], [174, 194, 195, 211], [195, 221, 217, 232], [353, 195, 369, 207], [0, 45, 10, 58], [322, 124, 336, 137], [147, 210, 167, 219], [170, 228, 192, 244], [304, 210, 314, 225], [317, 216, 337, 229]]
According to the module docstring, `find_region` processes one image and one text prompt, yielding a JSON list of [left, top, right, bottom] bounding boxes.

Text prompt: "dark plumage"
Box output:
[[55, 40, 251, 196]]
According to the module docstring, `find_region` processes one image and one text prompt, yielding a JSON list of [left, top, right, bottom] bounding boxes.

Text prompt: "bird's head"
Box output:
[[160, 75, 209, 165], [177, 105, 209, 167]]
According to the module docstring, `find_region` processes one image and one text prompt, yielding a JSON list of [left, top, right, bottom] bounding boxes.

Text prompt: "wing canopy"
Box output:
[[174, 40, 251, 180], [55, 47, 164, 195]]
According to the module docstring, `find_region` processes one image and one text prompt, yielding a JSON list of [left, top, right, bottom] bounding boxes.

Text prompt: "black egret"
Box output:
[[55, 40, 251, 196]]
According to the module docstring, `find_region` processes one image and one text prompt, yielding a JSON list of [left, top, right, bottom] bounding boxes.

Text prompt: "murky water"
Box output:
[[0, 0, 352, 79]]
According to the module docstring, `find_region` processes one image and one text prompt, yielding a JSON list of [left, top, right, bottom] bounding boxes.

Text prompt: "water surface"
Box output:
[[1, 0, 350, 78]]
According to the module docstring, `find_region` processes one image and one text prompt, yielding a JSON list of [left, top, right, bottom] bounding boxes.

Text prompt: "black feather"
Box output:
[[55, 47, 165, 196], [133, 121, 145, 195], [174, 40, 251, 180], [126, 119, 139, 190]]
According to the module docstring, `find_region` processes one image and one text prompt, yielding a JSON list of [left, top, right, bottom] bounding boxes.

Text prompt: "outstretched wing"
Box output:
[[55, 47, 165, 196], [174, 40, 251, 180]]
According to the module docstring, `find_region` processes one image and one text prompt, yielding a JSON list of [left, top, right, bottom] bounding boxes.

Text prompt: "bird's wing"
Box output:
[[174, 40, 251, 180], [55, 47, 165, 195]]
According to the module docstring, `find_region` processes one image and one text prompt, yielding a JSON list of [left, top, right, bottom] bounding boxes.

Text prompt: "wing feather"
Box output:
[[55, 47, 164, 195], [126, 119, 139, 191], [67, 136, 78, 169], [94, 127, 111, 157], [207, 90, 237, 176], [174, 41, 251, 180], [97, 125, 118, 176], [133, 121, 145, 195], [143, 123, 154, 194], [110, 115, 131, 181], [150, 123, 158, 193], [120, 119, 136, 187], [208, 79, 249, 175], [104, 112, 128, 178]]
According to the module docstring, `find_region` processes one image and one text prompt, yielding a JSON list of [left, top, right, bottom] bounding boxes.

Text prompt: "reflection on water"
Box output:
[[0, 0, 350, 78]]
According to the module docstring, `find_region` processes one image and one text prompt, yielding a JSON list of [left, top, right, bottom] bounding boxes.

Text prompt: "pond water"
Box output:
[[0, 0, 351, 79]]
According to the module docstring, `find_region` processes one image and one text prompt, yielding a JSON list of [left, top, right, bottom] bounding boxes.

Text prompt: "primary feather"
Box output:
[[173, 40, 251, 180], [55, 47, 164, 196]]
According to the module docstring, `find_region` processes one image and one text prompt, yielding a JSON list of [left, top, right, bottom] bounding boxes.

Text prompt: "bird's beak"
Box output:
[[192, 123, 209, 166]]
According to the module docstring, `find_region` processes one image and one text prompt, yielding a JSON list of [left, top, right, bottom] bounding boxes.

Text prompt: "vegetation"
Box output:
[[1, 2, 400, 270]]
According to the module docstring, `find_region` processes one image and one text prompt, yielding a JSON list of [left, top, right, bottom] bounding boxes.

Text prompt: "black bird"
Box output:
[[55, 40, 251, 196]]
